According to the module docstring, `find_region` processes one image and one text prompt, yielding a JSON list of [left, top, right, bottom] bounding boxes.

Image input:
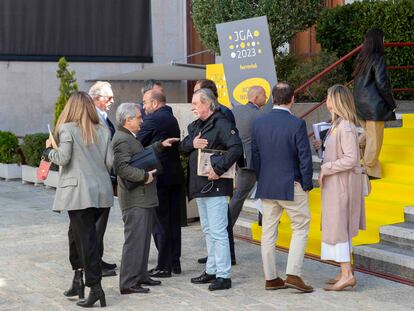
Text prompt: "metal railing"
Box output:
[[295, 42, 414, 127]]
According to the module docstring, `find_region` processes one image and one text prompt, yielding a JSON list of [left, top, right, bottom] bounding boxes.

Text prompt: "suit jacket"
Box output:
[[232, 102, 266, 169], [136, 105, 184, 186], [112, 126, 160, 210], [320, 119, 366, 244], [48, 123, 113, 212], [96, 108, 116, 138], [251, 108, 313, 201]]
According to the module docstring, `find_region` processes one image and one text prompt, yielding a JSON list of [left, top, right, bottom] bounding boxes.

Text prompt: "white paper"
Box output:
[[312, 122, 331, 159]]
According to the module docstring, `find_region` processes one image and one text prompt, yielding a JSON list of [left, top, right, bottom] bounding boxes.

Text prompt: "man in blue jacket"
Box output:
[[251, 82, 314, 293]]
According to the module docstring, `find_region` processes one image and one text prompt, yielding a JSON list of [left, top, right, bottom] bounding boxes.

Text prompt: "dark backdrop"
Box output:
[[0, 0, 152, 62]]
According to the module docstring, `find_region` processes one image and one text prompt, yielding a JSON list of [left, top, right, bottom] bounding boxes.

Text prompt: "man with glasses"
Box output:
[[89, 81, 116, 138]]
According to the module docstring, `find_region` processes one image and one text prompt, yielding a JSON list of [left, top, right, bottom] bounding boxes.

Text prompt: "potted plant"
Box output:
[[20, 133, 49, 186], [0, 131, 22, 180]]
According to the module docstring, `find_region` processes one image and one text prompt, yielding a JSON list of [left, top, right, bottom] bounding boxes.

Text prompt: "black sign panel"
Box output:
[[0, 0, 152, 62]]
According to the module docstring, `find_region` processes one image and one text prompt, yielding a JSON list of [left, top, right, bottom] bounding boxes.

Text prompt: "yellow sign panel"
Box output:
[[206, 64, 232, 109]]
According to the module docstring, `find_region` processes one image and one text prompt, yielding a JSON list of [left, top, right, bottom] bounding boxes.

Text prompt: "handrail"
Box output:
[[296, 42, 414, 122]]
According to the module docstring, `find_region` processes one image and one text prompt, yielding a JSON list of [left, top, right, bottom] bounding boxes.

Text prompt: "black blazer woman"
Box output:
[[353, 28, 396, 179]]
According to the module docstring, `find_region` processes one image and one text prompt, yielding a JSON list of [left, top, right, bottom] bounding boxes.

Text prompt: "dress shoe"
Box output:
[[101, 260, 117, 270], [120, 284, 150, 295], [148, 268, 171, 278], [77, 282, 106, 308], [64, 270, 85, 299], [324, 276, 356, 291], [141, 278, 162, 286], [208, 277, 232, 291], [284, 275, 313, 293], [265, 277, 287, 290], [172, 263, 182, 274], [102, 267, 116, 277], [190, 271, 216, 284], [197, 256, 207, 264]]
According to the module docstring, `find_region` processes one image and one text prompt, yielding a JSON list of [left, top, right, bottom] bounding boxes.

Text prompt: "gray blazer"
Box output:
[[232, 103, 266, 169], [48, 123, 114, 212], [112, 126, 161, 211]]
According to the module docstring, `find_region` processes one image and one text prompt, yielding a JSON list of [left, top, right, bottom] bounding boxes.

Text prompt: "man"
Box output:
[[112, 103, 179, 294], [137, 90, 184, 277], [180, 88, 243, 291], [141, 79, 164, 95], [89, 81, 116, 138], [251, 82, 314, 293], [193, 79, 237, 266], [230, 86, 267, 227]]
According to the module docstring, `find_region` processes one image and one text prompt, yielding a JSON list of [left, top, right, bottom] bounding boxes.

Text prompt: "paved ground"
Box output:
[[0, 180, 413, 311]]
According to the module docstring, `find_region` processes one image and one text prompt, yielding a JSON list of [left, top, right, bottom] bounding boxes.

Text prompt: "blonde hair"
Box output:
[[327, 85, 359, 125], [55, 92, 100, 145]]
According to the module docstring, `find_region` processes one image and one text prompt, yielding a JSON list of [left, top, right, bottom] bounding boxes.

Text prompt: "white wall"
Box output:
[[0, 0, 188, 136]]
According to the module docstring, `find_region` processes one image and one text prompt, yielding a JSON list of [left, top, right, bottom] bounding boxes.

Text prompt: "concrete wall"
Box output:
[[0, 0, 187, 136]]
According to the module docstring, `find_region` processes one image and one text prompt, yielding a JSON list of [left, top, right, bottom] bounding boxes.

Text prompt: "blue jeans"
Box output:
[[196, 196, 231, 278]]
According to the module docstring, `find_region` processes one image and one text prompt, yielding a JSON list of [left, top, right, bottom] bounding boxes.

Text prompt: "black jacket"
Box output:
[[180, 110, 243, 200], [354, 54, 396, 121], [136, 105, 184, 186]]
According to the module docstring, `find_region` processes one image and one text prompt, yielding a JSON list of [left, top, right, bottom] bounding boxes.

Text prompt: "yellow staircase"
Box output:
[[251, 114, 414, 256]]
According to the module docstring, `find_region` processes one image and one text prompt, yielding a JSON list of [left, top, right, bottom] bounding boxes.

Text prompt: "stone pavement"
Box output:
[[0, 180, 413, 311]]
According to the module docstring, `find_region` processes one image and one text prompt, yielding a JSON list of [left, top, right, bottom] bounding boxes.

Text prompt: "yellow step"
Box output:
[[381, 161, 414, 183], [402, 114, 414, 128], [383, 128, 414, 145], [380, 145, 414, 163]]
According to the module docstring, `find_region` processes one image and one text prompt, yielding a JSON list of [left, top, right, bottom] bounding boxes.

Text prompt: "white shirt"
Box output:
[[96, 107, 108, 121]]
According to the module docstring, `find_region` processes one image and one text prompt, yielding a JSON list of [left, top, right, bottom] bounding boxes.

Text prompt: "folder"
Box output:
[[123, 147, 163, 190]]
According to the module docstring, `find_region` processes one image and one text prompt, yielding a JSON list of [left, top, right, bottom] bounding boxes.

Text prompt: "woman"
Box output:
[[44, 91, 113, 307], [353, 28, 396, 179], [319, 85, 366, 291]]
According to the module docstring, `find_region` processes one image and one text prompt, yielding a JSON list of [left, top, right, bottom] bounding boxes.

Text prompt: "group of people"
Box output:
[[44, 27, 395, 307]]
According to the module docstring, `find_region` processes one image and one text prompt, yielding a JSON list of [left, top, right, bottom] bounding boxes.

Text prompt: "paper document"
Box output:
[[197, 149, 236, 179], [47, 124, 58, 149], [312, 122, 331, 159]]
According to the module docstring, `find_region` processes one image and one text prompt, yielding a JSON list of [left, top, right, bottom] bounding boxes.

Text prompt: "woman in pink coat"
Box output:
[[319, 85, 366, 291]]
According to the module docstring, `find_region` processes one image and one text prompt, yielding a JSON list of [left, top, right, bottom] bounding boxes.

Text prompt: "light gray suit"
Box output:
[[230, 103, 266, 226], [48, 122, 113, 212]]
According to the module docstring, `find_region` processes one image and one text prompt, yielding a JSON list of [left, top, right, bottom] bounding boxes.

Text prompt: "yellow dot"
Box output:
[[257, 41, 260, 45], [247, 42, 250, 47], [258, 49, 262, 54], [228, 35, 233, 40], [229, 45, 234, 50], [254, 30, 260, 37], [240, 42, 245, 48]]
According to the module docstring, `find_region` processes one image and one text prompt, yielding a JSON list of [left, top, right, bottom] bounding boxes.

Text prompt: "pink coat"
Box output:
[[320, 119, 366, 244]]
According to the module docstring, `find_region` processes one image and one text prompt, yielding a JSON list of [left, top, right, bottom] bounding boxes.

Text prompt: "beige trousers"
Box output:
[[359, 120, 384, 178], [260, 182, 310, 280]]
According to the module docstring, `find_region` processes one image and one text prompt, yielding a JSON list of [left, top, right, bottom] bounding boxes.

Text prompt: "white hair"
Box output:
[[116, 103, 139, 126], [196, 88, 219, 111], [88, 81, 113, 99]]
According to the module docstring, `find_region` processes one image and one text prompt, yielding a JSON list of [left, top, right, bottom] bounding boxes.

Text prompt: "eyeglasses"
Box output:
[[99, 96, 113, 102]]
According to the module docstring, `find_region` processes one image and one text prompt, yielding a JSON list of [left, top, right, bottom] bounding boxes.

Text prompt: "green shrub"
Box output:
[[316, 0, 414, 99], [275, 51, 347, 102], [21, 133, 49, 167], [54, 57, 78, 125], [191, 0, 324, 55], [0, 131, 20, 164]]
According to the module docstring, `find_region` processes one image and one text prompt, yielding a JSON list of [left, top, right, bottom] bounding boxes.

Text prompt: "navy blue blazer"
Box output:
[[251, 108, 313, 201], [136, 105, 184, 186]]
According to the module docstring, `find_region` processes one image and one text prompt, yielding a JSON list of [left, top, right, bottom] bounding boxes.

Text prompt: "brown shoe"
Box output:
[[265, 277, 287, 290], [284, 275, 313, 293]]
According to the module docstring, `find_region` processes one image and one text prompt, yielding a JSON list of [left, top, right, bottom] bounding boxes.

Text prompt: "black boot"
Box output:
[[77, 282, 106, 308], [64, 270, 85, 299]]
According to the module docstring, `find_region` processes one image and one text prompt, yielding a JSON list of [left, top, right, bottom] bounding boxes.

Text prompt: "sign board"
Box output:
[[216, 16, 277, 109], [206, 64, 232, 108]]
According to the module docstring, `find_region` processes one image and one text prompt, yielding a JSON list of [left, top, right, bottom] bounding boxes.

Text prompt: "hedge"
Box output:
[[316, 0, 414, 99], [21, 133, 49, 167], [0, 131, 20, 164]]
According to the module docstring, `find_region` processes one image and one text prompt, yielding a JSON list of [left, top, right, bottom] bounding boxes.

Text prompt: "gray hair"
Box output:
[[88, 81, 112, 98], [116, 102, 139, 126], [196, 88, 219, 111], [141, 79, 163, 95]]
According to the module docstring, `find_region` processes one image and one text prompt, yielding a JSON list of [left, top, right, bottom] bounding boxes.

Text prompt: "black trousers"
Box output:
[[152, 184, 182, 271], [227, 207, 236, 262], [68, 207, 110, 270], [68, 208, 108, 287]]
